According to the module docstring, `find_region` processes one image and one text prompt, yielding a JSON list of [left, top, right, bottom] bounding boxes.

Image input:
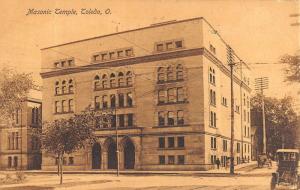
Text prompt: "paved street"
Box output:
[[0, 166, 279, 190]]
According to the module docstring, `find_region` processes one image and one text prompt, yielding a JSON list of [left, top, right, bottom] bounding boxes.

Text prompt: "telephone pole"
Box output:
[[227, 45, 235, 175], [255, 77, 269, 155]]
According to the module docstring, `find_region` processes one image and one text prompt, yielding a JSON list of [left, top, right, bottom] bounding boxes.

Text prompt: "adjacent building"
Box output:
[[40, 17, 251, 171], [0, 90, 42, 170]]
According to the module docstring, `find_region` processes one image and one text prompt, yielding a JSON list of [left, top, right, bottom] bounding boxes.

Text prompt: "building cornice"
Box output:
[[40, 47, 251, 91]]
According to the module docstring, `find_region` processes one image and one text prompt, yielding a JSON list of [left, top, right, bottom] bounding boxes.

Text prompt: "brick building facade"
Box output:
[[0, 90, 42, 170], [40, 17, 251, 171]]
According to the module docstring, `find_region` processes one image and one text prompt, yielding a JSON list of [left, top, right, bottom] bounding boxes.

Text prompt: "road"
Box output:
[[0, 166, 280, 190]]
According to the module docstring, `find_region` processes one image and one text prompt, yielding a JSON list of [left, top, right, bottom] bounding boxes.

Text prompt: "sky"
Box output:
[[0, 0, 299, 106]]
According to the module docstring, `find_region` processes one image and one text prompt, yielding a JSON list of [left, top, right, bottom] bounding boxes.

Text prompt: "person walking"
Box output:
[[215, 158, 221, 169]]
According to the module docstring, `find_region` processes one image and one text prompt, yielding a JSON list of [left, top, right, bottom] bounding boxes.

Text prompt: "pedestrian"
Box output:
[[215, 158, 220, 169]]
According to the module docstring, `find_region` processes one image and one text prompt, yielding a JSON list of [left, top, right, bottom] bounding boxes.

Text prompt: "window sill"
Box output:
[[155, 124, 187, 128], [153, 46, 185, 54], [157, 101, 188, 106], [157, 79, 184, 84], [94, 85, 133, 91], [209, 126, 217, 129], [55, 92, 74, 96], [158, 147, 185, 150], [92, 54, 135, 64]]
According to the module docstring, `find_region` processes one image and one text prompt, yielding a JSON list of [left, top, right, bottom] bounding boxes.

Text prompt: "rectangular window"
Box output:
[[237, 143, 240, 153], [175, 41, 183, 48], [109, 52, 116, 59], [93, 54, 99, 61], [158, 112, 165, 126], [159, 137, 165, 148], [117, 50, 124, 58], [168, 155, 175, 164], [177, 155, 185, 164], [119, 114, 125, 128], [168, 137, 175, 148], [55, 101, 60, 113], [62, 100, 67, 112], [177, 136, 185, 148], [69, 157, 74, 165], [156, 44, 163, 51], [167, 88, 175, 102], [127, 93, 133, 107], [177, 110, 184, 125], [101, 53, 108, 61], [166, 42, 173, 50], [158, 90, 165, 104], [211, 137, 217, 149], [125, 49, 133, 56], [95, 96, 100, 110], [127, 114, 133, 127], [69, 99, 74, 112], [177, 87, 184, 102], [118, 94, 124, 107], [167, 111, 174, 126], [223, 139, 227, 152], [159, 155, 165, 164]]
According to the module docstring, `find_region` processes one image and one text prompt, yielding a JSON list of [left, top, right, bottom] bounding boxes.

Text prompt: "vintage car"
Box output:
[[271, 149, 300, 190]]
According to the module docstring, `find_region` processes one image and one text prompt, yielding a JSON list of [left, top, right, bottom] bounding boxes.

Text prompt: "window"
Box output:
[[118, 94, 124, 107], [8, 157, 12, 168], [209, 44, 216, 54], [177, 87, 184, 102], [244, 110, 246, 122], [118, 72, 125, 87], [93, 55, 99, 61], [125, 49, 133, 56], [209, 68, 216, 85], [127, 93, 133, 107], [101, 53, 108, 61], [69, 157, 74, 165], [95, 96, 100, 110], [117, 50, 124, 58], [177, 155, 185, 164], [222, 97, 227, 106], [167, 88, 175, 102], [177, 136, 184, 148], [211, 155, 216, 164], [210, 90, 216, 105], [168, 156, 175, 164], [176, 64, 183, 80], [111, 115, 116, 128], [167, 111, 174, 126], [166, 42, 173, 50], [62, 80, 67, 94], [177, 111, 184, 125], [158, 112, 165, 126], [119, 114, 125, 128], [223, 139, 227, 152], [109, 52, 116, 59], [102, 95, 108, 109], [15, 132, 19, 150], [247, 112, 250, 123], [175, 41, 183, 48], [211, 137, 217, 149], [210, 111, 216, 128], [55, 101, 60, 113], [68, 80, 74, 93], [156, 44, 163, 51], [167, 66, 173, 81], [158, 90, 165, 104], [159, 155, 165, 164], [159, 137, 165, 148], [94, 75, 100, 90], [127, 114, 133, 127], [102, 74, 108, 88], [62, 100, 67, 112], [14, 156, 18, 167], [110, 95, 116, 108], [110, 73, 116, 88], [55, 81, 60, 95], [69, 99, 74, 112], [168, 137, 175, 148], [126, 71, 133, 86], [61, 61, 65, 67], [237, 143, 240, 153], [157, 67, 165, 82]]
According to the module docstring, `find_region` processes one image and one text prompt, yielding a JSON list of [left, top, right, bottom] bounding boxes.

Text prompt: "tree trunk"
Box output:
[[60, 154, 63, 184]]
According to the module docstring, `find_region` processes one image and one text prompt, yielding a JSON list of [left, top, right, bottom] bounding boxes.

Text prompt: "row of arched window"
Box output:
[[94, 71, 133, 90], [157, 64, 184, 82], [55, 79, 74, 95]]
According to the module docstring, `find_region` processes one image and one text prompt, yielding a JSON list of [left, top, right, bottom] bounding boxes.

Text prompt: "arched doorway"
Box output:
[[124, 139, 135, 169], [107, 142, 117, 169], [92, 143, 101, 169]]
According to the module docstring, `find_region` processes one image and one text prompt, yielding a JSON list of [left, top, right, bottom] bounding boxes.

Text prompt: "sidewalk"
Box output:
[[12, 161, 257, 176]]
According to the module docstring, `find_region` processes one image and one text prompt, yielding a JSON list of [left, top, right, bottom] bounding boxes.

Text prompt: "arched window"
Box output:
[[176, 64, 183, 80], [110, 94, 116, 108], [102, 74, 108, 89], [177, 110, 184, 125], [126, 71, 133, 86], [127, 92, 133, 107], [62, 100, 67, 112], [68, 79, 74, 93], [118, 72, 125, 87], [157, 67, 165, 82], [55, 81, 60, 95], [110, 73, 116, 88], [62, 80, 67, 94], [167, 111, 174, 126], [94, 75, 101, 90], [167, 66, 173, 81]]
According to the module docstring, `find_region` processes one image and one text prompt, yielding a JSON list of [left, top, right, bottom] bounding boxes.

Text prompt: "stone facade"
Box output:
[[0, 90, 42, 170], [40, 17, 251, 171]]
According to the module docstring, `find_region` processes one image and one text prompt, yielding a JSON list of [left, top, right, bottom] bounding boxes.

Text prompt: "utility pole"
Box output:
[[255, 77, 269, 155], [227, 45, 235, 175]]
